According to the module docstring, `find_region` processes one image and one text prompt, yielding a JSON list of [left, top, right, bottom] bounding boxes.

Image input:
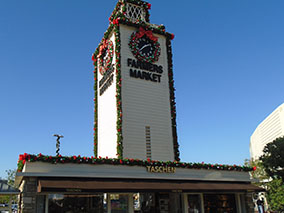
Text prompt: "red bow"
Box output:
[[134, 27, 158, 42]]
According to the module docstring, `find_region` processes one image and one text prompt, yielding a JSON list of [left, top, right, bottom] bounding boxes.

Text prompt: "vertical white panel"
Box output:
[[120, 24, 174, 161], [98, 33, 118, 158]]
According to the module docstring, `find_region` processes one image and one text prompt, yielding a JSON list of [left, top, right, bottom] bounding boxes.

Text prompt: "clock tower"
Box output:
[[92, 0, 179, 162]]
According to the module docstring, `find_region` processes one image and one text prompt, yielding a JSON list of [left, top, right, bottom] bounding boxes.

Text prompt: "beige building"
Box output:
[[250, 103, 284, 159]]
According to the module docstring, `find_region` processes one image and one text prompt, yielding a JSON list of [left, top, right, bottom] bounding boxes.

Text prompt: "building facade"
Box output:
[[250, 103, 284, 159], [15, 0, 261, 212], [16, 160, 259, 213], [94, 0, 179, 162]]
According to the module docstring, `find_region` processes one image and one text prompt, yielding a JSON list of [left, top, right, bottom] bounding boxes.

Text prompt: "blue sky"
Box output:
[[0, 0, 284, 178]]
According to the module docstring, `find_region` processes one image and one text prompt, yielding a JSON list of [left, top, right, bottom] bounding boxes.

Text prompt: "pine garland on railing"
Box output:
[[17, 153, 254, 173]]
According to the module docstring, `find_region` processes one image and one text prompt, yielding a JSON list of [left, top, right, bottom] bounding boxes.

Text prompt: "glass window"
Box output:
[[139, 193, 155, 213], [203, 194, 237, 213], [187, 194, 202, 213], [36, 195, 45, 213], [110, 194, 129, 213], [48, 194, 105, 213]]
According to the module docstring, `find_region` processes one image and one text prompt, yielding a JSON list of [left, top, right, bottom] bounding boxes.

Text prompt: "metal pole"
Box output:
[[53, 134, 64, 156]]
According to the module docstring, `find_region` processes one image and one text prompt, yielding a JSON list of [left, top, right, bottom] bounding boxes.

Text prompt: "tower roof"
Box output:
[[109, 0, 151, 24], [93, 0, 174, 59]]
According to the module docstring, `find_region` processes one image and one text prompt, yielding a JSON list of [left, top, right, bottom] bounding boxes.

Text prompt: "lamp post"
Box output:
[[53, 134, 64, 156]]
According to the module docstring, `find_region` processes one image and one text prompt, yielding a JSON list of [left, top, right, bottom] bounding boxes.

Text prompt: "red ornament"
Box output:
[[113, 19, 119, 26], [120, 159, 123, 164], [171, 34, 175, 40], [147, 3, 151, 9], [253, 166, 257, 171]]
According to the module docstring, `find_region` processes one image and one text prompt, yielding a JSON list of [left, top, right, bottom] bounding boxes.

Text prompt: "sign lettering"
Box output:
[[146, 165, 176, 173], [127, 58, 163, 83], [99, 65, 114, 96]]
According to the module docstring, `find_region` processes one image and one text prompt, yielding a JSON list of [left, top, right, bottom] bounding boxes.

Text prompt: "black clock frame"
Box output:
[[129, 27, 161, 63]]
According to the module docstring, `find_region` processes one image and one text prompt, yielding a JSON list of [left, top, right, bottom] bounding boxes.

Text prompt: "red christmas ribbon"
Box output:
[[134, 27, 158, 42]]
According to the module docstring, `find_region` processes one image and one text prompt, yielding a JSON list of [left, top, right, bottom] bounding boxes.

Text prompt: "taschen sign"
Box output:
[[146, 165, 176, 173]]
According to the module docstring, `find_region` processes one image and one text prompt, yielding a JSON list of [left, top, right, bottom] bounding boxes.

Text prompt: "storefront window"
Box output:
[[138, 193, 156, 213], [133, 193, 140, 211], [203, 194, 236, 213], [48, 194, 105, 213], [110, 194, 129, 213], [138, 192, 182, 213], [187, 194, 202, 213]]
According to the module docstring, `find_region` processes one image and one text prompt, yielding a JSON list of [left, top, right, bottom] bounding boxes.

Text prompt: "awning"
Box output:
[[0, 180, 20, 195], [38, 179, 263, 192]]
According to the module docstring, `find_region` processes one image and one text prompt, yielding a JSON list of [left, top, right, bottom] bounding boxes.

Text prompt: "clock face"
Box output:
[[137, 36, 155, 58], [129, 27, 161, 63]]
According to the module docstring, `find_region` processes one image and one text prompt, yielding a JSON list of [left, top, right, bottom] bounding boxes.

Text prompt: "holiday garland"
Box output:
[[92, 53, 98, 157], [114, 26, 123, 158], [166, 36, 180, 161], [17, 153, 254, 173]]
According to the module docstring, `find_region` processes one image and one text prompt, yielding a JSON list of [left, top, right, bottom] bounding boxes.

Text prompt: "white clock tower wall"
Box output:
[[97, 32, 117, 158], [120, 24, 175, 161]]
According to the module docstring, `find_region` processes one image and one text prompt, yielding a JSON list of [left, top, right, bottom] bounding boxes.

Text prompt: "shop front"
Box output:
[[39, 191, 249, 213], [16, 161, 261, 213]]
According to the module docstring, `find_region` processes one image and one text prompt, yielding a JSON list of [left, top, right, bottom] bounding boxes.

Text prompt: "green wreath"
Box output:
[[129, 27, 161, 63], [98, 39, 114, 75]]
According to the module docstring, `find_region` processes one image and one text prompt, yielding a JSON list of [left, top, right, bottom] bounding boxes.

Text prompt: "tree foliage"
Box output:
[[5, 169, 16, 187], [250, 136, 284, 212], [0, 169, 17, 204], [246, 159, 269, 187], [260, 136, 284, 181], [266, 178, 284, 211]]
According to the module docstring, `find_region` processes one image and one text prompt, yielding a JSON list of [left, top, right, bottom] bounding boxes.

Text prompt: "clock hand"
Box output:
[[139, 44, 151, 51]]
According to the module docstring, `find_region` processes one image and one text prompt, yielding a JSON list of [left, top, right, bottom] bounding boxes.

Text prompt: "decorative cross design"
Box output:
[[125, 3, 146, 22]]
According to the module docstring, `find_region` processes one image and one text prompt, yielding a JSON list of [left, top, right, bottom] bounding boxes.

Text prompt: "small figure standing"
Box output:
[[257, 199, 264, 213]]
